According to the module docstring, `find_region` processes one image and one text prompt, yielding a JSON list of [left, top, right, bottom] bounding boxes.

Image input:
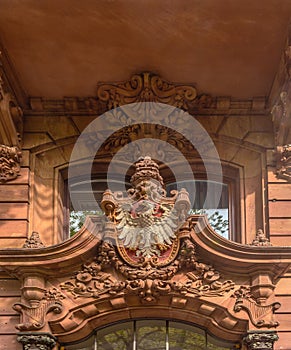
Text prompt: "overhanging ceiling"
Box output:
[[0, 0, 290, 100]]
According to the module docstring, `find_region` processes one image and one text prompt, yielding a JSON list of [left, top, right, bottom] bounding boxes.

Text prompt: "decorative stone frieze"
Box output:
[[17, 332, 57, 350], [243, 330, 279, 350], [22, 232, 46, 249], [60, 238, 235, 303], [27, 72, 266, 116], [276, 144, 291, 181], [87, 123, 203, 162], [251, 229, 272, 246]]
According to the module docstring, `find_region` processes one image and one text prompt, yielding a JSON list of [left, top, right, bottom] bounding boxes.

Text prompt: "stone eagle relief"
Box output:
[[101, 156, 190, 264]]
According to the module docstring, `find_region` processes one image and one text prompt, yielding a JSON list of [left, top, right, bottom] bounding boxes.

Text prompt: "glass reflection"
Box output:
[[136, 320, 166, 350], [62, 319, 236, 350]]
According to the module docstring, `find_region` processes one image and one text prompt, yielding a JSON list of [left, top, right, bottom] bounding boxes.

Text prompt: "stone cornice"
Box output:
[[0, 216, 104, 276], [0, 215, 290, 278], [25, 72, 267, 117], [189, 216, 290, 277], [25, 95, 267, 117]]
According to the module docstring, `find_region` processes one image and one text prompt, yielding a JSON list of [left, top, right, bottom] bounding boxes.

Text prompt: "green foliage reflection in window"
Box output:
[[62, 320, 238, 349]]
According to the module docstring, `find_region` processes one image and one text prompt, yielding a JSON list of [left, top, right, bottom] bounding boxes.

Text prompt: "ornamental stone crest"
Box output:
[[101, 156, 190, 262]]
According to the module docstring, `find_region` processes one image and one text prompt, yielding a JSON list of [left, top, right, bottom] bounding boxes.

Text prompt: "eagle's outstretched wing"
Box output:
[[152, 206, 179, 246], [116, 204, 140, 250], [116, 202, 180, 256]]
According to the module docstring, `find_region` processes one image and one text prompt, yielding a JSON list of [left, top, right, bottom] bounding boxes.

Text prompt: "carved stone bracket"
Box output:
[[276, 144, 291, 181], [13, 283, 64, 331], [243, 330, 279, 350], [0, 144, 21, 183], [17, 332, 57, 350], [233, 286, 280, 328]]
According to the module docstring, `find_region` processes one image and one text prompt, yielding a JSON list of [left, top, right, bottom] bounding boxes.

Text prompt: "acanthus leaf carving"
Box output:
[[13, 287, 64, 331], [233, 286, 280, 329], [60, 238, 235, 304]]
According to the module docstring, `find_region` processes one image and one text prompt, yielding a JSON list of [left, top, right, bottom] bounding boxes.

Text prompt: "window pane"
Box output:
[[169, 321, 206, 350], [136, 320, 166, 350], [64, 334, 95, 350], [97, 321, 134, 350], [167, 180, 229, 238], [207, 334, 234, 350]]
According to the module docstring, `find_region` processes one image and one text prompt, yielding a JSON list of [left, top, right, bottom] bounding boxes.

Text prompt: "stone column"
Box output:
[[17, 332, 57, 350], [243, 330, 278, 350]]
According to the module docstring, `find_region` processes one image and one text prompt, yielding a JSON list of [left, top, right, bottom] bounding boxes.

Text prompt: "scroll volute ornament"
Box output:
[[96, 72, 211, 111], [13, 275, 64, 331]]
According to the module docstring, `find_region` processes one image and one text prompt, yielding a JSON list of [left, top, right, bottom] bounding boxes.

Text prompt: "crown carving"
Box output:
[[130, 156, 164, 187]]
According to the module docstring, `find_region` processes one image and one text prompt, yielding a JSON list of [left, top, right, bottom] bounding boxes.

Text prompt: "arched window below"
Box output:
[[60, 319, 238, 350]]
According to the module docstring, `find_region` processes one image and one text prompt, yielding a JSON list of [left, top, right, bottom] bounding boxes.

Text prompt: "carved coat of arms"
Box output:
[[101, 156, 190, 265]]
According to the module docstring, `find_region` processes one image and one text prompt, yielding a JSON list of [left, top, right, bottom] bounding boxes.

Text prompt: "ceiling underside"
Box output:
[[0, 0, 291, 100]]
